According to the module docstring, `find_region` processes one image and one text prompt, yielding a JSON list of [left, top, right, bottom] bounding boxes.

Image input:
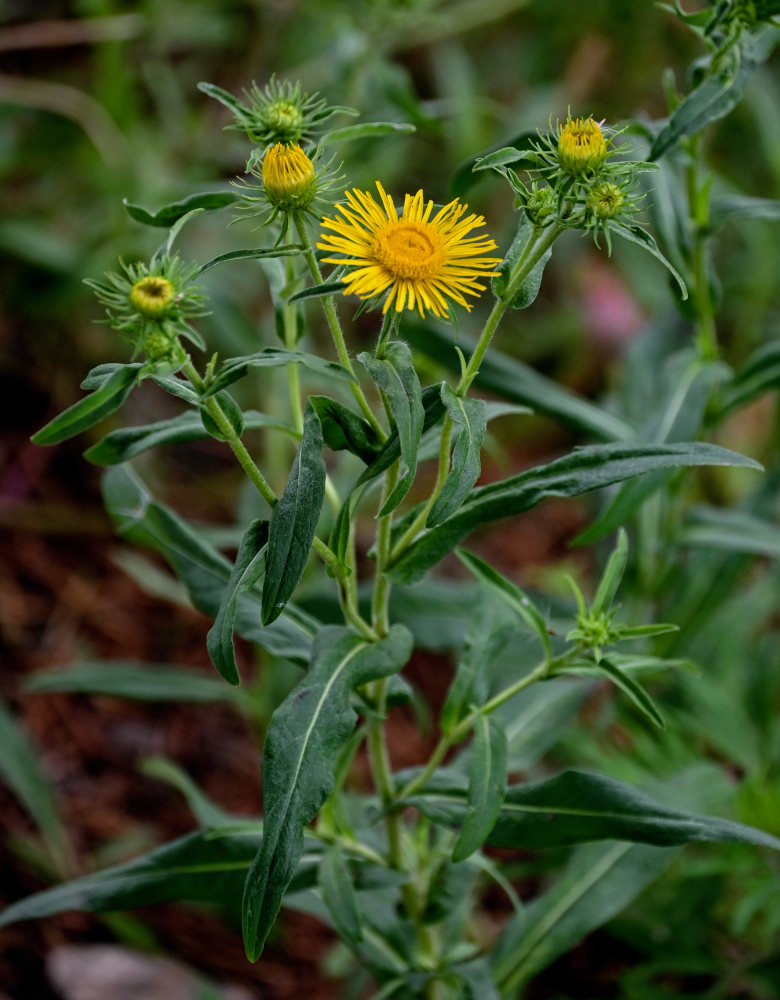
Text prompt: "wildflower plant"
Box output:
[[8, 8, 780, 993]]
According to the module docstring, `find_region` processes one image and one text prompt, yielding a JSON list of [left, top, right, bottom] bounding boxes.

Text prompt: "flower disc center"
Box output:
[[374, 221, 442, 279], [130, 276, 174, 316]]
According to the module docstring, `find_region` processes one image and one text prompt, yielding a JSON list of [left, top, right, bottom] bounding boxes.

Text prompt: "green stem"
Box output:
[[388, 413, 453, 564], [396, 658, 550, 802], [457, 222, 564, 397], [293, 212, 386, 439], [183, 358, 277, 509], [685, 142, 718, 361], [372, 460, 400, 636], [283, 255, 305, 436]]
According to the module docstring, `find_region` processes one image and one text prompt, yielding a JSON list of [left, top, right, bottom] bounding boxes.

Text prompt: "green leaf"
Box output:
[[608, 221, 688, 299], [26, 661, 252, 708], [389, 443, 761, 584], [591, 528, 628, 616], [309, 395, 383, 464], [404, 323, 633, 441], [84, 410, 295, 466], [492, 840, 674, 992], [203, 348, 354, 397], [452, 715, 508, 863], [650, 59, 757, 161], [455, 958, 501, 1000], [199, 390, 244, 442], [101, 466, 317, 665], [329, 385, 446, 567], [261, 401, 326, 625], [492, 215, 551, 310], [207, 520, 269, 685], [408, 768, 780, 851], [455, 549, 552, 660], [681, 505, 780, 559], [242, 624, 413, 960], [0, 828, 285, 928], [319, 845, 363, 943], [440, 597, 515, 736], [427, 386, 486, 526], [450, 131, 538, 197], [122, 190, 240, 227], [32, 365, 141, 445], [0, 696, 66, 849], [197, 245, 303, 275], [712, 338, 780, 418], [573, 358, 729, 545], [288, 280, 346, 303], [139, 757, 240, 828], [320, 121, 415, 144], [591, 657, 665, 729], [708, 194, 780, 230], [359, 342, 425, 516]]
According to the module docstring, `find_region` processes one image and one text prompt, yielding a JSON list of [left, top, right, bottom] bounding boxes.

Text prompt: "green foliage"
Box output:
[[11, 5, 780, 996]]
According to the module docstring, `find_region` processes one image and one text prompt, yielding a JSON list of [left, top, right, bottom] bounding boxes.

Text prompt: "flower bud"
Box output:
[[525, 185, 557, 225], [586, 181, 625, 220], [261, 143, 317, 209], [558, 117, 608, 176]]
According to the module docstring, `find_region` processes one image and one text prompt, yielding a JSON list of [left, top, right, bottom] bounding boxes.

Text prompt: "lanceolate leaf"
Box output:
[[405, 323, 633, 441], [650, 58, 757, 161], [359, 342, 425, 516], [591, 657, 665, 729], [26, 661, 253, 709], [242, 624, 413, 960], [711, 338, 780, 418], [681, 505, 780, 560], [0, 828, 305, 928], [492, 215, 551, 310], [101, 466, 318, 665], [261, 401, 326, 625], [319, 845, 363, 943], [208, 520, 269, 684], [320, 121, 415, 144], [456, 549, 551, 659], [440, 597, 514, 736], [452, 715, 508, 863], [389, 443, 762, 584], [492, 840, 674, 992], [84, 410, 296, 466], [428, 386, 486, 526], [197, 245, 303, 275], [203, 348, 354, 397], [607, 220, 688, 299], [32, 364, 141, 446], [123, 190, 240, 227], [309, 395, 383, 464], [406, 768, 780, 852]]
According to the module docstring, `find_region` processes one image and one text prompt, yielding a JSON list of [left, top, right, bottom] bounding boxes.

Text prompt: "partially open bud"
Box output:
[[525, 185, 557, 226], [261, 143, 317, 210], [130, 276, 175, 316], [261, 100, 305, 143], [558, 117, 608, 176]]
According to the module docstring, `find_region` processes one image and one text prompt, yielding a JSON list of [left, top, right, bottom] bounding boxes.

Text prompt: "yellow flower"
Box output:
[[557, 116, 608, 176], [261, 142, 316, 208], [317, 182, 501, 318], [130, 276, 174, 316]]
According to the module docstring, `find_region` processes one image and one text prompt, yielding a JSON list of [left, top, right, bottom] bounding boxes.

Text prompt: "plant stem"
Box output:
[[283, 255, 305, 435], [395, 658, 550, 802], [293, 212, 386, 439], [182, 358, 277, 509], [457, 222, 564, 397], [685, 139, 718, 361]]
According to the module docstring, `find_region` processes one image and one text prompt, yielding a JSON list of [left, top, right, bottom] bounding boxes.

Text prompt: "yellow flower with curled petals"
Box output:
[[261, 143, 317, 209], [557, 116, 608, 176], [317, 182, 502, 319]]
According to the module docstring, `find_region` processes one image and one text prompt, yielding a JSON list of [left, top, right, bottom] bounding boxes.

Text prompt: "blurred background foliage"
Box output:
[[1, 1, 779, 998]]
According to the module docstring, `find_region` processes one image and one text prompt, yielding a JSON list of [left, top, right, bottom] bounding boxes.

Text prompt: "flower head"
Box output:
[[586, 181, 625, 220], [130, 275, 175, 316], [261, 143, 317, 209], [317, 182, 501, 319], [557, 116, 608, 176], [85, 255, 207, 369], [201, 76, 357, 148]]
